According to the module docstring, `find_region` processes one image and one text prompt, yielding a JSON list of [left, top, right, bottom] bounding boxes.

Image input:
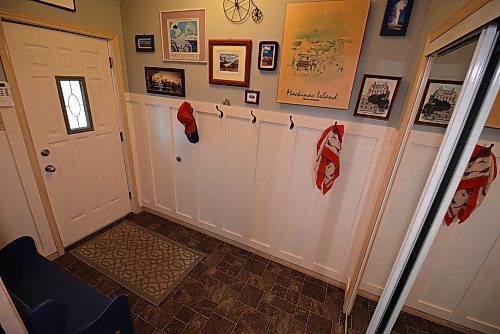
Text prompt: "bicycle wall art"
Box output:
[[160, 9, 206, 63]]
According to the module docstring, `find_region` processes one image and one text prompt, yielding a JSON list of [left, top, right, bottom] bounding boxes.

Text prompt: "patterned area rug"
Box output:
[[71, 221, 203, 305]]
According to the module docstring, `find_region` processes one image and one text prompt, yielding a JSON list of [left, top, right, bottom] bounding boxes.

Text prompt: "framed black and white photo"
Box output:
[[135, 35, 155, 52], [380, 0, 414, 36], [245, 90, 260, 105], [209, 39, 252, 87], [258, 41, 279, 71], [415, 79, 463, 127], [145, 67, 186, 97], [353, 74, 401, 120], [31, 0, 76, 12]]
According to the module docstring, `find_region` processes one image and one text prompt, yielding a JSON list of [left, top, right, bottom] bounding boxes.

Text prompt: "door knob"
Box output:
[[40, 149, 50, 157], [44, 165, 56, 173], [176, 156, 182, 162]]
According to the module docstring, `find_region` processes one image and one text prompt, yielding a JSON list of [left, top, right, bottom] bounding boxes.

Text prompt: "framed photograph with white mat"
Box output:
[[160, 9, 206, 62], [209, 39, 252, 87]]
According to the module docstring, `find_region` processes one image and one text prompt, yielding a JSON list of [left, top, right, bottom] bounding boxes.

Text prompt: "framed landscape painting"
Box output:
[[415, 79, 463, 127], [353, 74, 401, 120], [145, 67, 186, 97], [209, 39, 252, 87], [160, 9, 206, 62], [276, 0, 370, 109]]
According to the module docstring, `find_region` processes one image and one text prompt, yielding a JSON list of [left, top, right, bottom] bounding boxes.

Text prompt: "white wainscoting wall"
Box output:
[[361, 129, 500, 334], [125, 92, 394, 284], [0, 105, 56, 257]]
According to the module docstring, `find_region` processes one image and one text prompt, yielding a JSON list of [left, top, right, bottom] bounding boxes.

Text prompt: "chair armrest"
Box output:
[[28, 299, 67, 334], [0, 236, 38, 268], [77, 294, 134, 334]]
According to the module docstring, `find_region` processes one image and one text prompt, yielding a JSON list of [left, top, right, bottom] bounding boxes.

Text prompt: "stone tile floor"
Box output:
[[55, 212, 465, 334]]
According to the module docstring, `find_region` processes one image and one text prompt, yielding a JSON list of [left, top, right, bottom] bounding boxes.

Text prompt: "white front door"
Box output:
[[4, 22, 131, 246]]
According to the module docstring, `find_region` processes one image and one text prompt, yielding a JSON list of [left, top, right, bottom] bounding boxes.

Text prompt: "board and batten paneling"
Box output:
[[125, 93, 393, 283], [361, 129, 500, 334], [0, 106, 56, 256]]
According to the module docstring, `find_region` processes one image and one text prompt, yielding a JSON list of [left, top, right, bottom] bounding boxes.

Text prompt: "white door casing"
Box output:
[[4, 22, 130, 246]]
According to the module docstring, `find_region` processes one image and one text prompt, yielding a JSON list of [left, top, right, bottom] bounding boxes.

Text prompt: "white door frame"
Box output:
[[0, 10, 140, 255]]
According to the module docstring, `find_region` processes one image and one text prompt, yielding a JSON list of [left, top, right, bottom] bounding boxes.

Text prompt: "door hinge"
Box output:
[[119, 131, 124, 141], [108, 57, 113, 68], [128, 191, 132, 199]]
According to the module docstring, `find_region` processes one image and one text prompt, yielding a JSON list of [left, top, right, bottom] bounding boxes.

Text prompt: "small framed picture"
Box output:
[[380, 0, 414, 36], [415, 79, 463, 127], [245, 90, 260, 105], [209, 39, 252, 87], [31, 0, 76, 12], [258, 41, 279, 71], [135, 35, 155, 52], [353, 74, 401, 120], [144, 67, 186, 97]]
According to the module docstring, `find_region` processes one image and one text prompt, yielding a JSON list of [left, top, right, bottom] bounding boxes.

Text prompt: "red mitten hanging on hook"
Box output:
[[315, 123, 344, 195], [444, 144, 497, 226]]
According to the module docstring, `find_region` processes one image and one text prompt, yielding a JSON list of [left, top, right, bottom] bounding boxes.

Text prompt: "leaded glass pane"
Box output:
[[56, 76, 93, 134]]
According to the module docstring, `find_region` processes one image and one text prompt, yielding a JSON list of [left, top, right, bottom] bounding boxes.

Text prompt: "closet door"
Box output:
[[406, 141, 500, 334]]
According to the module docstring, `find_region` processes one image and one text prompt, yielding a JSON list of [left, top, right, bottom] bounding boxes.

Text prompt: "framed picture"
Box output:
[[144, 67, 186, 97], [31, 0, 75, 12], [160, 9, 206, 62], [245, 90, 260, 105], [380, 0, 414, 36], [276, 0, 370, 109], [353, 74, 401, 120], [135, 35, 155, 52], [415, 79, 463, 127], [209, 39, 252, 87], [258, 41, 279, 71]]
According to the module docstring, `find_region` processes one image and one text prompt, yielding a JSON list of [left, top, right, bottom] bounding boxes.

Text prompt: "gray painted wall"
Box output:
[[119, 0, 432, 126], [0, 0, 128, 88]]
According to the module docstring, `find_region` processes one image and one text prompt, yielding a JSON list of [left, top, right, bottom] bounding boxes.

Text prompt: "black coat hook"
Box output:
[[216, 105, 223, 118], [289, 115, 295, 130], [251, 110, 256, 124]]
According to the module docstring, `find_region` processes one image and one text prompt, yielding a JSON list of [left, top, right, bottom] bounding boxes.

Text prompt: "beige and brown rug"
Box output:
[[71, 221, 203, 305]]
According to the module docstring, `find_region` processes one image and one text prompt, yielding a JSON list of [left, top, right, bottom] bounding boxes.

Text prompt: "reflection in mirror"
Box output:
[[358, 35, 500, 333]]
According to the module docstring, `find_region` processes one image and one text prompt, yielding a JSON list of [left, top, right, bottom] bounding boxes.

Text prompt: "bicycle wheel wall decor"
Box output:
[[223, 0, 263, 23]]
